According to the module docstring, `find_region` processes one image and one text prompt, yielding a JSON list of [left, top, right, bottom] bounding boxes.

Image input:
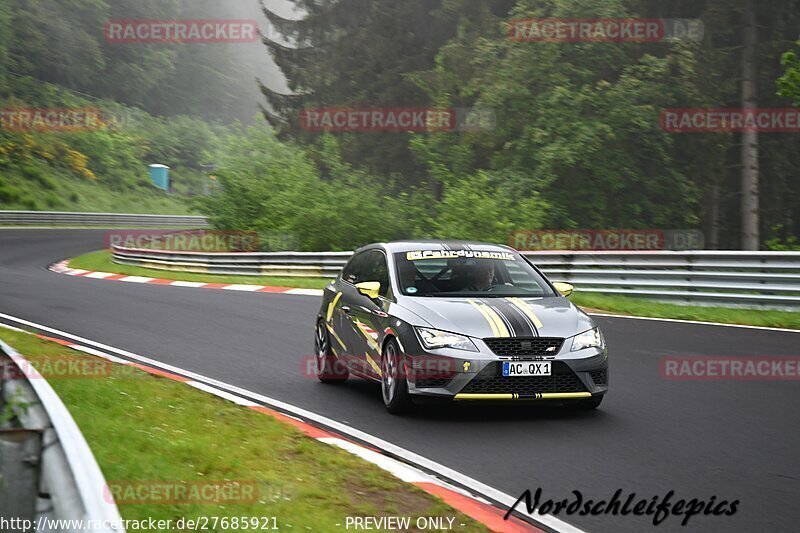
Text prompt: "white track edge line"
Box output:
[[0, 312, 583, 533]]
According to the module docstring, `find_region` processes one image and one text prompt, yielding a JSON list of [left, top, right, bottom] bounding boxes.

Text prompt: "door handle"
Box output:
[[341, 306, 351, 314]]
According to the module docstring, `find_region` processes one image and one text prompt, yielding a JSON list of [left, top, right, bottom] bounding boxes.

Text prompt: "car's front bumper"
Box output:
[[401, 335, 608, 403]]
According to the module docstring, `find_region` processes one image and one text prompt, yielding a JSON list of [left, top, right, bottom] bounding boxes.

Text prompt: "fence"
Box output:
[[111, 247, 800, 308], [0, 210, 208, 228]]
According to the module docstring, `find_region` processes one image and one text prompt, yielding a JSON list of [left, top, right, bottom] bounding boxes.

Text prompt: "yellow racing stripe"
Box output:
[[365, 354, 382, 377], [467, 299, 500, 337], [454, 392, 592, 401], [481, 302, 511, 337], [326, 323, 347, 351], [326, 292, 343, 323], [506, 297, 544, 329], [353, 319, 381, 352]]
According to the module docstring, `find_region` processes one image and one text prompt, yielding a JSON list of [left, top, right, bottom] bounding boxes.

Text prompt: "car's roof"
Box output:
[[357, 240, 516, 254]]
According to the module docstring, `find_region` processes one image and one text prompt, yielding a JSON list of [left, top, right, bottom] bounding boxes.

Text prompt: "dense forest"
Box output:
[[1, 0, 799, 249]]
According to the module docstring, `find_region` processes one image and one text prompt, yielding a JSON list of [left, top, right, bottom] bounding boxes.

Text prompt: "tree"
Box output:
[[410, 0, 711, 231], [259, 0, 457, 183], [778, 38, 800, 105], [740, 0, 759, 250]]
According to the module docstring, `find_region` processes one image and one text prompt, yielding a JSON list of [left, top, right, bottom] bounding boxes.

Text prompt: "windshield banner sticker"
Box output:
[[406, 250, 515, 261]]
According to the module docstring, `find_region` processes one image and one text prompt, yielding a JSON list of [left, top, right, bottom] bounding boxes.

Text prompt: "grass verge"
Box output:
[[1, 171, 195, 214], [0, 328, 487, 532], [67, 251, 799, 329], [69, 250, 330, 290], [570, 292, 799, 330]]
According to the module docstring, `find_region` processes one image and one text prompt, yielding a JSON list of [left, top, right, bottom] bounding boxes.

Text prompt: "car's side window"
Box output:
[[360, 251, 390, 298], [341, 251, 369, 285]]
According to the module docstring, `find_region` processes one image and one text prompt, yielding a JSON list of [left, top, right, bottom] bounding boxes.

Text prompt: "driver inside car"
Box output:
[[457, 260, 495, 292]]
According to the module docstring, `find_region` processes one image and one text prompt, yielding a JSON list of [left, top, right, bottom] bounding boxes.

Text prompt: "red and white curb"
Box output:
[[49, 260, 324, 297], [0, 314, 582, 533]]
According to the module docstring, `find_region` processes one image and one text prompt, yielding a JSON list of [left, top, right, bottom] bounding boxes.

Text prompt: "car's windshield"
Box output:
[[394, 250, 556, 298]]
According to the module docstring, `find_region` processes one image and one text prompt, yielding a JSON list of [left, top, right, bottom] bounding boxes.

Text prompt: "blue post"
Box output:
[[148, 164, 170, 191]]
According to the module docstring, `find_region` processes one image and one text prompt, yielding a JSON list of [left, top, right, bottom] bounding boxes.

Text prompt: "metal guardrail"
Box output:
[[0, 210, 208, 228], [113, 247, 352, 278], [0, 338, 125, 532], [111, 247, 800, 309], [527, 251, 800, 308]]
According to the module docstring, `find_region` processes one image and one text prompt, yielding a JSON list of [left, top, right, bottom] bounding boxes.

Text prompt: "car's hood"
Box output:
[[397, 296, 593, 339]]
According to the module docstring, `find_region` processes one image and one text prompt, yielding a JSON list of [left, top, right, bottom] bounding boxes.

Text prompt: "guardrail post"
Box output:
[[685, 252, 696, 305], [0, 429, 42, 522], [1, 367, 42, 523]]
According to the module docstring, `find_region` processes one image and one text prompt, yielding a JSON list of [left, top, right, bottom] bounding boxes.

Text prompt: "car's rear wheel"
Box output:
[[381, 338, 412, 414], [315, 320, 348, 383]]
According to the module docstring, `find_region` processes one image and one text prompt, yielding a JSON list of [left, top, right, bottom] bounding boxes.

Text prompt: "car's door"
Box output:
[[331, 251, 370, 368], [347, 250, 392, 380]]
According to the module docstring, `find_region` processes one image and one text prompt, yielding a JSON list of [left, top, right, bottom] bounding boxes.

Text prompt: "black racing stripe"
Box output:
[[498, 299, 534, 337], [508, 298, 540, 337], [440, 240, 465, 251], [505, 298, 541, 337], [483, 298, 536, 337]]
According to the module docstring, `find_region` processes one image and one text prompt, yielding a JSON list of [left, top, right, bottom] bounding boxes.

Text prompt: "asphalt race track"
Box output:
[[1, 229, 798, 532]]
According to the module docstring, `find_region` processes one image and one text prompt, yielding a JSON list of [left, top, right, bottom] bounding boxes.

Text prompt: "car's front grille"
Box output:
[[589, 369, 608, 386], [483, 337, 564, 358], [461, 362, 586, 395]]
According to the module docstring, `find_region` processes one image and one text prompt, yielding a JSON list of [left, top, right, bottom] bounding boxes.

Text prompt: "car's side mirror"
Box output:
[[355, 281, 381, 300], [553, 282, 574, 297]]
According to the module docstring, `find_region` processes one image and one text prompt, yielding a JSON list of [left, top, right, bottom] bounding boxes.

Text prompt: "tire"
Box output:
[[315, 320, 348, 384], [381, 338, 413, 414], [572, 395, 603, 411]]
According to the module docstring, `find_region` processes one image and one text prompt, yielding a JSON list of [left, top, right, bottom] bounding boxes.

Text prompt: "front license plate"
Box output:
[[502, 361, 551, 377]]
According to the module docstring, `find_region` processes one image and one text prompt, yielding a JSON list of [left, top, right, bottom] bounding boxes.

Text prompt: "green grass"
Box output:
[[0, 169, 194, 215], [571, 291, 799, 330], [0, 329, 487, 532], [69, 250, 331, 290]]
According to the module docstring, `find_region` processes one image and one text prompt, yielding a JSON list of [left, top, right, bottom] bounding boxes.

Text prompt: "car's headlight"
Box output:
[[415, 327, 478, 352], [570, 327, 605, 352]]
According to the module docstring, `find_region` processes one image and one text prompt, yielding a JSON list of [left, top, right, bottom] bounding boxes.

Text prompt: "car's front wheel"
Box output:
[[381, 338, 412, 414], [315, 320, 348, 384]]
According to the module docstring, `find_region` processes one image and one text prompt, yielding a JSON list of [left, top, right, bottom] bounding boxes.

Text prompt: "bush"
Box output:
[[0, 183, 21, 203], [198, 127, 550, 251]]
